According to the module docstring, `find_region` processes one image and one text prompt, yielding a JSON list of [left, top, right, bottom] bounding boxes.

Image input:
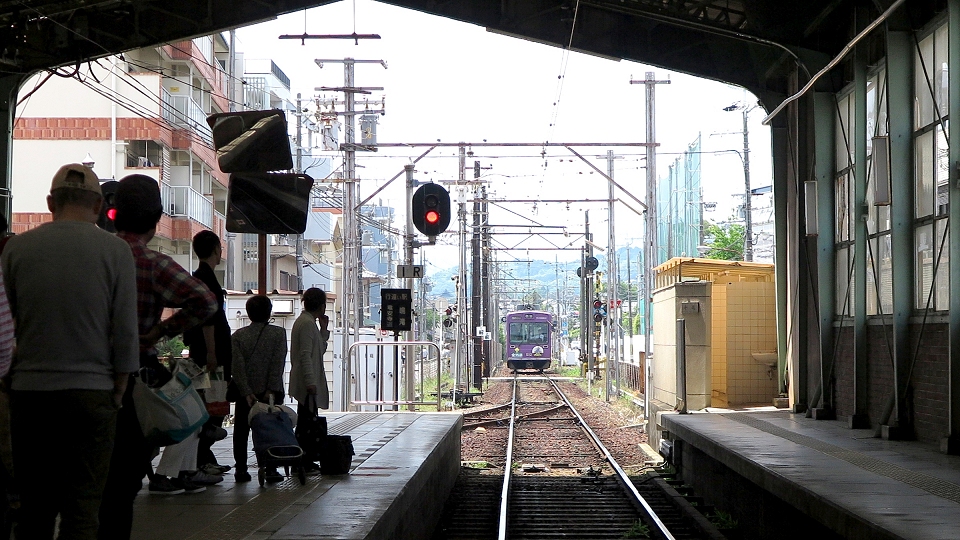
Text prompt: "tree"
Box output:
[[703, 223, 745, 261], [521, 290, 543, 309]]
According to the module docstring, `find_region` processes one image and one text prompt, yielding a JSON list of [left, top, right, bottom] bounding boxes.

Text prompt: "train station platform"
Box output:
[[131, 411, 462, 540], [660, 410, 960, 540]]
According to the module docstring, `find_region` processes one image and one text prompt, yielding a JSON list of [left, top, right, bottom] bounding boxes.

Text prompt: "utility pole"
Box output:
[[471, 160, 483, 390], [481, 185, 492, 378], [741, 107, 754, 262], [555, 256, 561, 367], [585, 212, 594, 377], [455, 144, 468, 396], [315, 57, 387, 411], [606, 149, 617, 400], [404, 164, 416, 411], [295, 93, 304, 291], [627, 247, 634, 363], [225, 28, 237, 291], [631, 72, 670, 424]]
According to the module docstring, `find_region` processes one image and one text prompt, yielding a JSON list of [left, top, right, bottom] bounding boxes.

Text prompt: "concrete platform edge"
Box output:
[[364, 414, 463, 540], [660, 412, 909, 540]]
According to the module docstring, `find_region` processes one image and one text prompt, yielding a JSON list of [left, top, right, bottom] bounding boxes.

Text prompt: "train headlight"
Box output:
[[532, 346, 544, 357]]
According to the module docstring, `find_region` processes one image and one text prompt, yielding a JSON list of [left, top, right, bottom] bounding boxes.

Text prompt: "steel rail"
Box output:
[[462, 403, 568, 429], [497, 377, 519, 540], [548, 378, 676, 540]]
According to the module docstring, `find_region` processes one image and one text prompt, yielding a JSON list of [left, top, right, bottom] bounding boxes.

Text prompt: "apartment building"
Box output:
[[10, 35, 336, 294], [11, 35, 233, 281]]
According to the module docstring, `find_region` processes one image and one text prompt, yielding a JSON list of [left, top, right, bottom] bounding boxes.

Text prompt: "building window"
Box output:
[[126, 140, 162, 168], [866, 68, 892, 316], [913, 25, 949, 311], [834, 92, 855, 317]]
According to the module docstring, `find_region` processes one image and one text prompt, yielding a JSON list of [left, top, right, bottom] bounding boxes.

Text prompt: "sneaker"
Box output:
[[148, 476, 185, 495], [171, 477, 206, 494], [304, 462, 322, 475], [185, 470, 223, 485], [264, 468, 283, 483], [201, 463, 231, 475], [235, 470, 252, 482]]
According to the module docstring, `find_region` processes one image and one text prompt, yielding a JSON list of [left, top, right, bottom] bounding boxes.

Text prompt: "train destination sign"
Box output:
[[381, 288, 413, 332]]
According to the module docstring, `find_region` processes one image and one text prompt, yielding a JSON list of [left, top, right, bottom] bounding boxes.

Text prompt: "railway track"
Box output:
[[434, 376, 719, 539]]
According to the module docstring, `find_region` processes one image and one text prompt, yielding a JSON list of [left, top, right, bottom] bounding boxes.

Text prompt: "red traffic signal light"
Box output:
[[593, 299, 602, 309], [412, 183, 451, 237], [444, 307, 453, 316], [97, 180, 119, 233]]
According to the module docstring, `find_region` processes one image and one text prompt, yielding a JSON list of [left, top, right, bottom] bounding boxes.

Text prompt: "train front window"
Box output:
[[509, 322, 549, 345]]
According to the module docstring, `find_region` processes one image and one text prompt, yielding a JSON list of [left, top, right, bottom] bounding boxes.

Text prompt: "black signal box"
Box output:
[[381, 288, 413, 333]]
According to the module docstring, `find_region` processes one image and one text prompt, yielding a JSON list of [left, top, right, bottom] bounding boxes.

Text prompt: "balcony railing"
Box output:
[[160, 182, 213, 228], [160, 88, 213, 144]]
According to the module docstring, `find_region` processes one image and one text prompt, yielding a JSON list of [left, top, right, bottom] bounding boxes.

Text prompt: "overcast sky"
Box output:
[[235, 0, 773, 268]]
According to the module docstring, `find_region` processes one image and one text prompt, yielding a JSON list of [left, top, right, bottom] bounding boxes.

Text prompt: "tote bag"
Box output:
[[133, 371, 210, 446], [204, 367, 230, 416]]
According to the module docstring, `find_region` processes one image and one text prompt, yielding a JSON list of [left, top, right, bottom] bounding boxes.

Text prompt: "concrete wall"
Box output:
[[650, 281, 712, 450]]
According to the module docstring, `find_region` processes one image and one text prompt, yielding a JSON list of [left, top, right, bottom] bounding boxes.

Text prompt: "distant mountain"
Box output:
[[425, 247, 644, 305]]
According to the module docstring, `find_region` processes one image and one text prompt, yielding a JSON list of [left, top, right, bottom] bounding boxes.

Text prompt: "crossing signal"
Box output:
[[412, 183, 451, 237], [593, 299, 607, 323], [97, 180, 119, 233]]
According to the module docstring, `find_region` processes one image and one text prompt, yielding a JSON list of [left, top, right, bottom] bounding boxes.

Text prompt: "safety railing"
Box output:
[[160, 88, 213, 144], [160, 182, 213, 228], [345, 340, 442, 411]]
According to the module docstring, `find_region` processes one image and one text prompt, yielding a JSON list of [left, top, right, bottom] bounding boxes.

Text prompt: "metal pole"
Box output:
[[340, 58, 357, 411], [472, 160, 483, 390], [585, 211, 594, 377], [295, 93, 304, 291], [742, 108, 754, 262], [454, 145, 466, 398], [481, 185, 492, 379], [555, 256, 561, 367], [580, 245, 587, 371], [627, 247, 634, 364], [404, 164, 416, 411], [225, 29, 237, 291], [606, 150, 616, 400], [677, 318, 687, 414], [631, 71, 669, 428]]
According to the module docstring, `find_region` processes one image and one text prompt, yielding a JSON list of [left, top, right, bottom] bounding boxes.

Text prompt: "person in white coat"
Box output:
[[289, 288, 330, 436]]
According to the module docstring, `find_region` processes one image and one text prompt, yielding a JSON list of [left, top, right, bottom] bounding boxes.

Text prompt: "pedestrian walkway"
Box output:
[[661, 410, 960, 540], [132, 412, 462, 540]]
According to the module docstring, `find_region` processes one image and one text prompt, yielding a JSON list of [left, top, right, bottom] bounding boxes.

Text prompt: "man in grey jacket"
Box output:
[[2, 163, 139, 539], [289, 288, 330, 419]]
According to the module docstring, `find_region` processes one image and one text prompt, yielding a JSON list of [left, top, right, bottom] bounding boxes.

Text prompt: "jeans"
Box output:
[[12, 389, 117, 540]]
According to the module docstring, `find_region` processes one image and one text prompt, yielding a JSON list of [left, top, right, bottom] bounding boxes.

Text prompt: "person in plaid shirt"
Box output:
[[97, 174, 216, 540]]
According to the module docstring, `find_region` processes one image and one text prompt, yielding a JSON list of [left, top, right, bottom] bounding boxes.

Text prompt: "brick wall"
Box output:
[[833, 326, 854, 417], [11, 212, 52, 233], [867, 324, 895, 429], [14, 118, 111, 140], [823, 321, 947, 443], [909, 322, 948, 443]]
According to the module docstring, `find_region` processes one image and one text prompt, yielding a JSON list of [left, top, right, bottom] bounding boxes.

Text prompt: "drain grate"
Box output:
[[724, 414, 960, 505]]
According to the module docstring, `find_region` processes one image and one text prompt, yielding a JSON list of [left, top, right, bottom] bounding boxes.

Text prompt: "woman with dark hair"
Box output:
[[230, 295, 287, 482]]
